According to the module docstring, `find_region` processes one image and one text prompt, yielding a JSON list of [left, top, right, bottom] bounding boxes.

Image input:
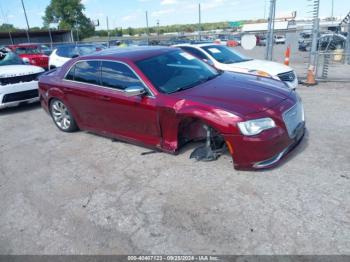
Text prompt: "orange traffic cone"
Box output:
[[284, 46, 291, 66], [302, 65, 317, 86]]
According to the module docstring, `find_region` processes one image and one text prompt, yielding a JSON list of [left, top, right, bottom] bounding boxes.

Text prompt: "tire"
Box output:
[[50, 99, 78, 132]]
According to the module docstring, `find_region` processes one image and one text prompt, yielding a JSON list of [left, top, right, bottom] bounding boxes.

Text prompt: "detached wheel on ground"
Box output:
[[50, 99, 78, 132]]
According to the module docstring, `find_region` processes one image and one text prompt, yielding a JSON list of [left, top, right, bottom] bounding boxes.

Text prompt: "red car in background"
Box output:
[[38, 47, 305, 170], [7, 43, 49, 70]]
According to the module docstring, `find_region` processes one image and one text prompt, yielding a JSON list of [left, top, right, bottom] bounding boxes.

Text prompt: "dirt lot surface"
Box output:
[[1, 82, 350, 254]]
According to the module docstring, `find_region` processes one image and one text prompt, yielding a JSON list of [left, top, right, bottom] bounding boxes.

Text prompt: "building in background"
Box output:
[[0, 30, 72, 46]]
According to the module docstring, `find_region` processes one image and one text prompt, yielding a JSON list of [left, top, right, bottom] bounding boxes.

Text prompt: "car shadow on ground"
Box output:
[[0, 102, 41, 116]]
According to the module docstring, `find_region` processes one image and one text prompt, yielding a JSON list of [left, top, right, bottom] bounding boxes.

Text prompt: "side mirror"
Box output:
[[203, 59, 214, 66], [123, 86, 146, 97]]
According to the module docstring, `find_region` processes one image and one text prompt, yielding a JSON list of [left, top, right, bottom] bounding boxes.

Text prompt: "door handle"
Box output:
[[98, 95, 111, 101]]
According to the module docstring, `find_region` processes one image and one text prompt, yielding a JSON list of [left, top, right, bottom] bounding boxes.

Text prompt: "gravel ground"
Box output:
[[0, 82, 350, 254]]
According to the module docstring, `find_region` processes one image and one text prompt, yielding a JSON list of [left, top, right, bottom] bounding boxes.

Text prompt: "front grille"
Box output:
[[283, 101, 304, 138], [2, 89, 38, 103], [0, 73, 40, 86], [278, 71, 295, 82]]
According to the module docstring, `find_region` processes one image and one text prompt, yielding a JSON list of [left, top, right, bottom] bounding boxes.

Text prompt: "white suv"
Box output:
[[49, 44, 104, 69], [176, 43, 298, 89], [0, 47, 44, 109]]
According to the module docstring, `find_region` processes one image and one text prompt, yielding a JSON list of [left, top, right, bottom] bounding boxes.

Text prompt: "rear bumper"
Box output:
[[223, 122, 305, 170], [0, 81, 39, 109]]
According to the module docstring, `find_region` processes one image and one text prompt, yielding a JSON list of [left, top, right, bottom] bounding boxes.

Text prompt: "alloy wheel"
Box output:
[[51, 100, 71, 130]]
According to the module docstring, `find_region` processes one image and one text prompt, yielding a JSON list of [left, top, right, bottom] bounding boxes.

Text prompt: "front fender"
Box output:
[[158, 102, 242, 152]]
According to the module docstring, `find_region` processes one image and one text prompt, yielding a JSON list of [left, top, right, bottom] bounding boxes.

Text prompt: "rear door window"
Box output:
[[101, 61, 142, 90]]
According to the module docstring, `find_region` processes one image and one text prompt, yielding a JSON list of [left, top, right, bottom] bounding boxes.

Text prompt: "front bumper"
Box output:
[[0, 81, 39, 109], [224, 123, 305, 170]]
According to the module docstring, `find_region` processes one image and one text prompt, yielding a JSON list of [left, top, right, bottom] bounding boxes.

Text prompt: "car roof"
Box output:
[[173, 43, 220, 48], [55, 43, 98, 48], [83, 46, 179, 62], [8, 43, 39, 48]]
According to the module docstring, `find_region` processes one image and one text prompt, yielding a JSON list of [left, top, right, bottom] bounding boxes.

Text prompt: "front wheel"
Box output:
[[50, 99, 78, 132]]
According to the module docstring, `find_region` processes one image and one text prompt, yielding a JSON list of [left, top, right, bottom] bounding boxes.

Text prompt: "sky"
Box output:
[[0, 0, 349, 30]]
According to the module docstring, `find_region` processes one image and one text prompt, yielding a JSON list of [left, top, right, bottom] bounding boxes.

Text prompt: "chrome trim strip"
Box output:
[[62, 58, 155, 98], [253, 147, 289, 168]]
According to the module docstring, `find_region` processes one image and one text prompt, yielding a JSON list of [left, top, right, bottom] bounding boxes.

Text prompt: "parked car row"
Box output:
[[256, 35, 286, 46], [298, 33, 346, 52]]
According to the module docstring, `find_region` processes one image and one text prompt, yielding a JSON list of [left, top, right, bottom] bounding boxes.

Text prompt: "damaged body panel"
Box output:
[[39, 46, 305, 170]]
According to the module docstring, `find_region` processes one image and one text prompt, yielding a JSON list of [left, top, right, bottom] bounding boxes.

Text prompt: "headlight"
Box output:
[[238, 117, 276, 136], [248, 69, 272, 78]]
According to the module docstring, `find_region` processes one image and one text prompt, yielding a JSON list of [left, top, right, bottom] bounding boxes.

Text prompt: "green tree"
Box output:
[[126, 27, 134, 36], [42, 0, 94, 39], [0, 23, 16, 32]]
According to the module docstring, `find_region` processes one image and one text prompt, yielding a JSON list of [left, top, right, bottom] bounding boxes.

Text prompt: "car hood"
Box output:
[[0, 65, 44, 78], [18, 54, 48, 59], [219, 59, 293, 76], [173, 72, 292, 116]]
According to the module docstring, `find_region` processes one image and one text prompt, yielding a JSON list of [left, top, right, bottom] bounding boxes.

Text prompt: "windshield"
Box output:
[[0, 48, 24, 66], [56, 45, 97, 58], [136, 50, 220, 94], [201, 45, 251, 64], [15, 47, 41, 54]]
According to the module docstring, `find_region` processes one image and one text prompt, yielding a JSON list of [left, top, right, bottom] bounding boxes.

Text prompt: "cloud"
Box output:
[[122, 14, 138, 22], [161, 0, 177, 5], [151, 8, 175, 17], [202, 0, 228, 11]]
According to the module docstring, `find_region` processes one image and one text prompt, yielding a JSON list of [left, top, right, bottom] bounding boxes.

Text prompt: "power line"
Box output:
[[20, 0, 30, 42]]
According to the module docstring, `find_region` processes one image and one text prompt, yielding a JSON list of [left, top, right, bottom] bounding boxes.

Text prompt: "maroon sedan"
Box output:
[[38, 47, 305, 170]]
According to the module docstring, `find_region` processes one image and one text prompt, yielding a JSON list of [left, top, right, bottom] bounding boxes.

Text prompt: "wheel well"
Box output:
[[177, 117, 207, 148], [48, 97, 57, 111], [177, 117, 225, 150]]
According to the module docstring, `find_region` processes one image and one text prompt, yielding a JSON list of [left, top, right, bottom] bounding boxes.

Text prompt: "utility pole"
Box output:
[[157, 19, 160, 42], [265, 0, 276, 60], [309, 0, 320, 71], [145, 11, 150, 45], [74, 13, 79, 43], [198, 3, 201, 41], [331, 0, 334, 22], [48, 26, 53, 49], [106, 16, 110, 47], [346, 23, 350, 64], [20, 0, 30, 42]]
